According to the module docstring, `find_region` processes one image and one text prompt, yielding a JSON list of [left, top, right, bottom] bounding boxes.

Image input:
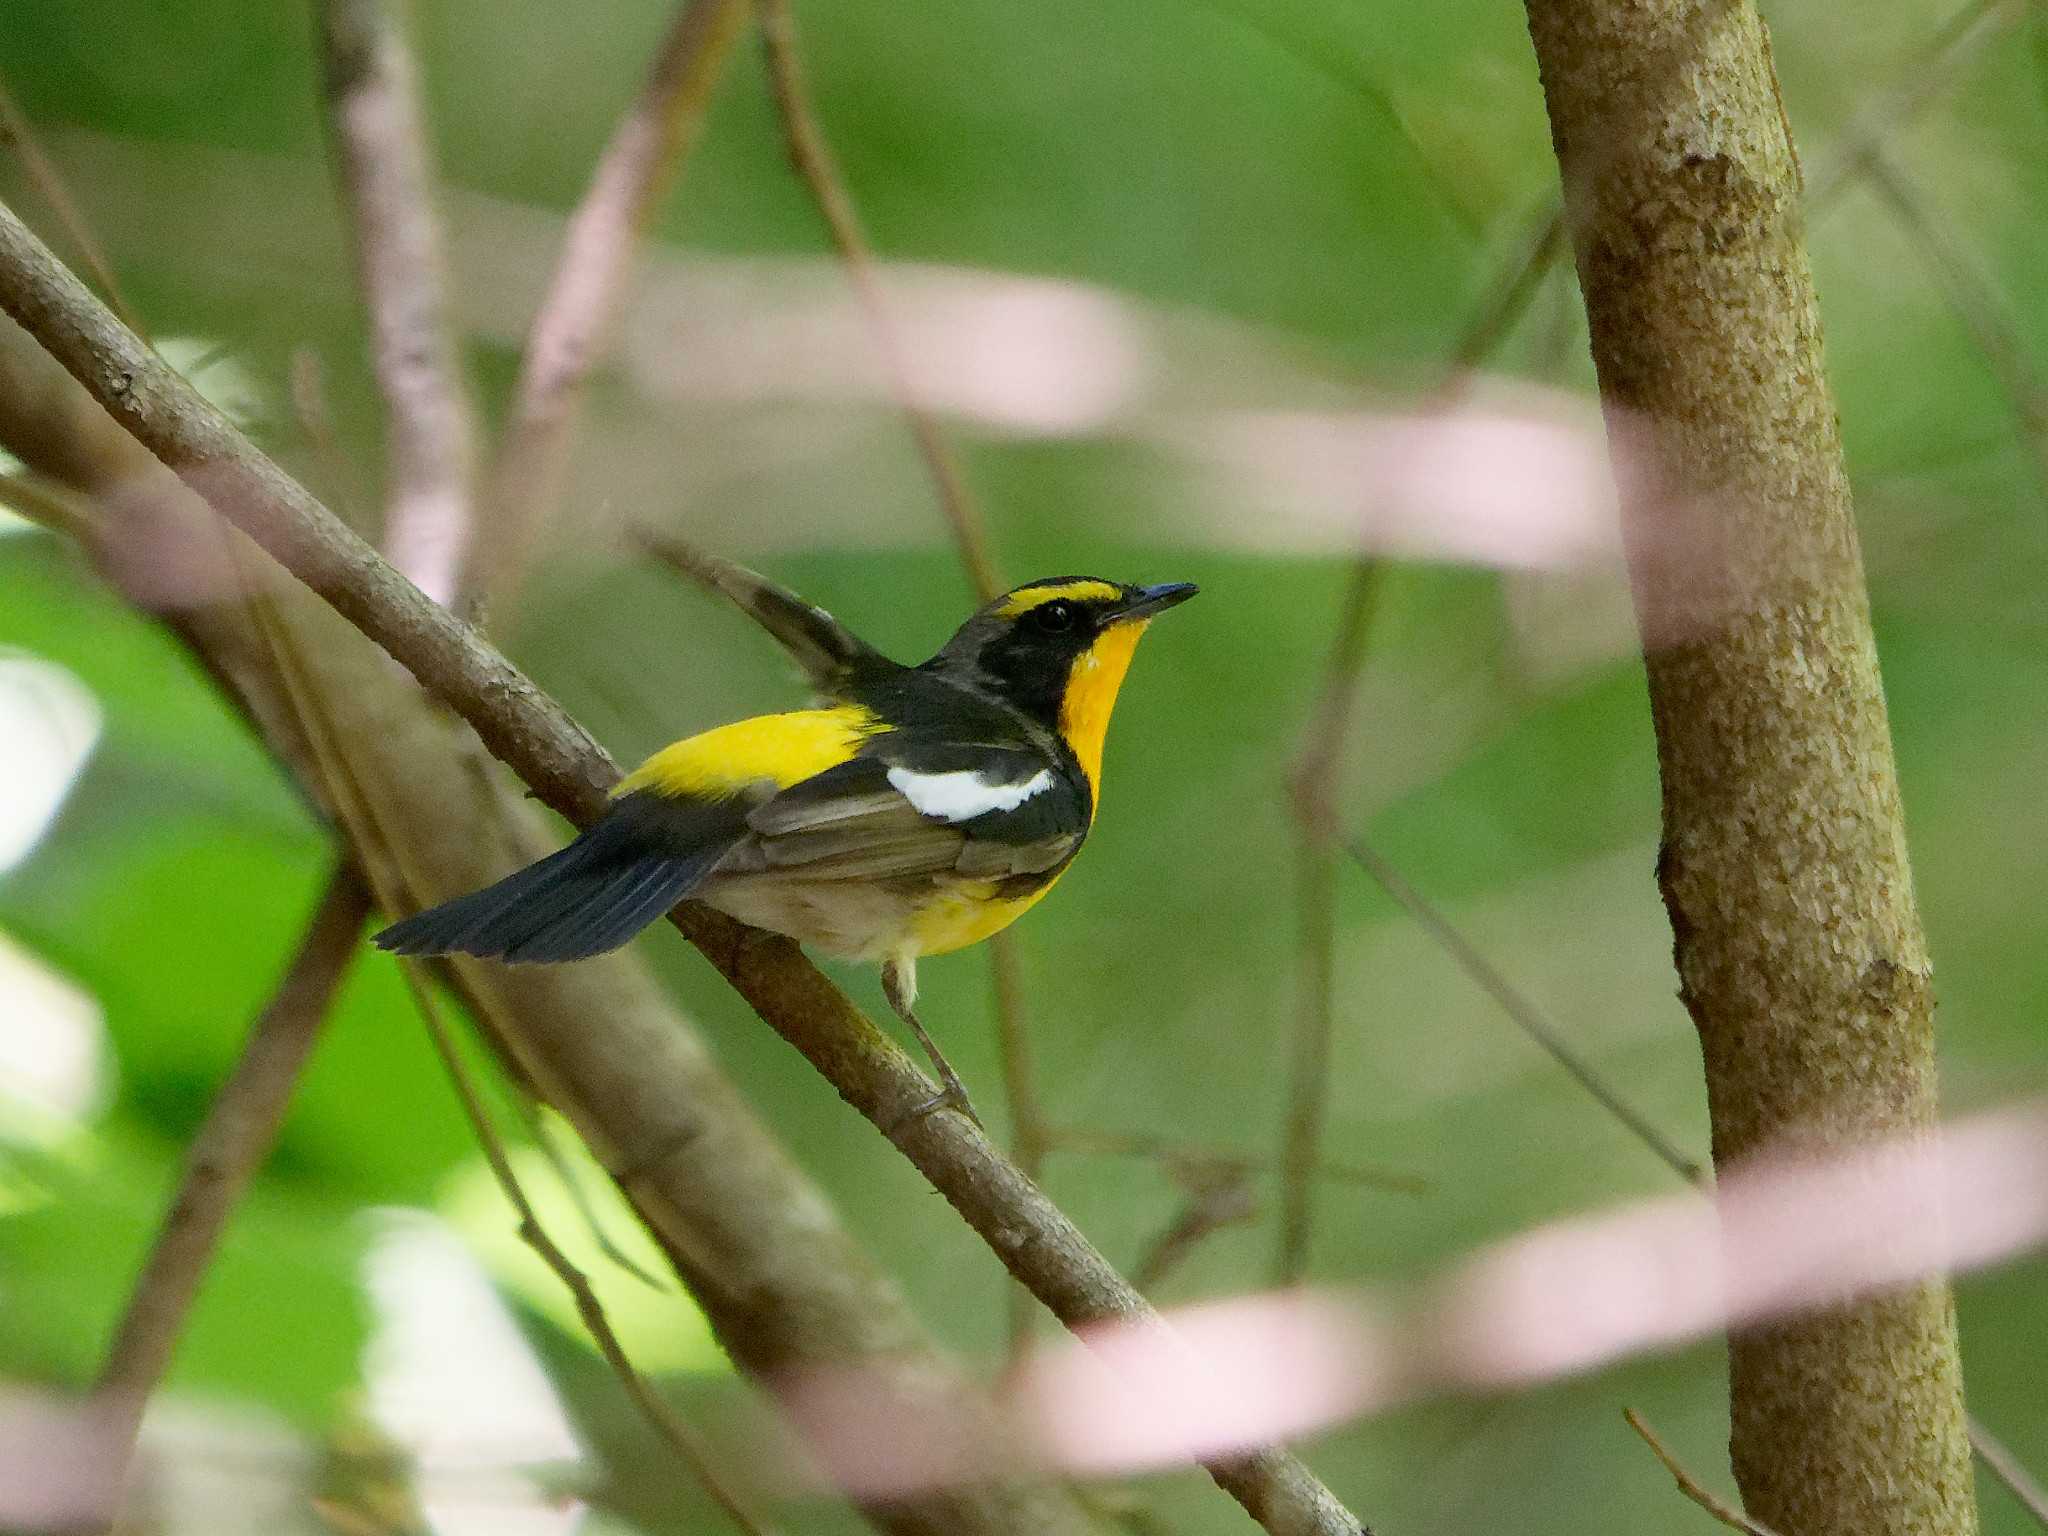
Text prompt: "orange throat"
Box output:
[[1058, 620, 1148, 796]]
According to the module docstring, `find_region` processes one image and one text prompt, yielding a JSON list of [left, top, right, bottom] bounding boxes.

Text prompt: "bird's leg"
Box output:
[[881, 957, 982, 1131]]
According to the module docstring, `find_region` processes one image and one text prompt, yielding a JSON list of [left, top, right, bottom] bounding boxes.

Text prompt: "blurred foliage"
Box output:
[[2, 0, 2046, 1531]]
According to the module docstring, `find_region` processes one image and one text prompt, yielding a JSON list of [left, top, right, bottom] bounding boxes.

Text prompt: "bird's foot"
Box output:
[[883, 1073, 983, 1136]]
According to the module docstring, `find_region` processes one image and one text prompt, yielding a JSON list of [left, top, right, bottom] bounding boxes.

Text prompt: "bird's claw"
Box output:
[[884, 1075, 983, 1136]]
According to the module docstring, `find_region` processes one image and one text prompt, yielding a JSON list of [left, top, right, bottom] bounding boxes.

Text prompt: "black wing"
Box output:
[[641, 534, 891, 699], [374, 792, 746, 963]]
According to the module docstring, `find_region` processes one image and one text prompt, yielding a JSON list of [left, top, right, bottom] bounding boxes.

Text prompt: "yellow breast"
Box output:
[[906, 878, 1064, 957], [1058, 620, 1149, 796], [616, 705, 882, 798]]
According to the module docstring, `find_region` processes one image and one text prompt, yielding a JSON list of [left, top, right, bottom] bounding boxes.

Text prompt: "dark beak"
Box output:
[[1115, 582, 1199, 622]]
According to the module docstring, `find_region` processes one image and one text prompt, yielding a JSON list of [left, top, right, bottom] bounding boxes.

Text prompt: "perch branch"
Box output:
[[0, 312, 1087, 1536], [0, 203, 1365, 1536]]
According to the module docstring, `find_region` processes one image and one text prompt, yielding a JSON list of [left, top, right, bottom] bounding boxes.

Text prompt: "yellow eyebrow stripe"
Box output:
[[615, 705, 884, 799], [995, 579, 1122, 616]]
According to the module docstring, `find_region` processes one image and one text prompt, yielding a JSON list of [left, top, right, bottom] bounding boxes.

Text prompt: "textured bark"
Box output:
[[1520, 4, 1976, 1535], [0, 316, 1084, 1536]]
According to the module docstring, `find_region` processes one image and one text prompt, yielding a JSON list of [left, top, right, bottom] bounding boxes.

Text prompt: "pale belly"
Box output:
[[702, 871, 1060, 963]]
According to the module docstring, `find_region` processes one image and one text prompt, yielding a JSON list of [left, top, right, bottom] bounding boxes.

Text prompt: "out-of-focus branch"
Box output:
[[756, 0, 1000, 600], [95, 868, 371, 1422], [476, 0, 750, 615], [1274, 197, 1565, 1285], [400, 954, 775, 1534], [1133, 1169, 1258, 1292], [1859, 147, 2048, 500], [230, 508, 771, 1534], [1341, 836, 1702, 1182], [753, 0, 1059, 1361], [1052, 1126, 1427, 1194], [0, 72, 138, 329], [1342, 821, 2048, 1529], [1625, 1408, 1785, 1536], [1969, 1419, 2048, 1533], [316, 0, 480, 605], [0, 213, 1365, 1536]]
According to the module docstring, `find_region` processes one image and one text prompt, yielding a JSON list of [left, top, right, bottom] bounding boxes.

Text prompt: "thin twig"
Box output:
[[1971, 1418, 2048, 1532], [1624, 1408, 1785, 1536], [0, 71, 139, 329], [1276, 561, 1381, 1284], [0, 209, 1366, 1536], [397, 960, 777, 1536], [289, 348, 377, 535], [477, 0, 751, 617], [227, 531, 773, 1536], [1804, 0, 2019, 209], [1860, 147, 2048, 501], [513, 1089, 670, 1291], [990, 931, 1054, 1361], [1274, 197, 1565, 1284], [1051, 1126, 1428, 1194], [753, 1, 1067, 1370], [95, 867, 372, 1417], [756, 0, 1001, 600], [1133, 1169, 1258, 1292], [316, 0, 479, 607], [1344, 835, 1704, 1183]]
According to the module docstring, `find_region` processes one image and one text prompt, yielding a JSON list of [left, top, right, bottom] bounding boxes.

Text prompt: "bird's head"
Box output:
[[928, 577, 1198, 760]]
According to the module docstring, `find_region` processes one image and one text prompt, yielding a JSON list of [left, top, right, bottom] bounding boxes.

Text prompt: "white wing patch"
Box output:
[[886, 765, 1054, 823]]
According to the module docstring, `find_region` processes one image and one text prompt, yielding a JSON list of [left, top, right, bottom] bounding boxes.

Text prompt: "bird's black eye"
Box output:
[[1035, 600, 1076, 633]]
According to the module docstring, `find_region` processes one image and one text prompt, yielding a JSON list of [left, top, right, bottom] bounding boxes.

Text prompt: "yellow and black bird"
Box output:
[[374, 550, 1196, 1120]]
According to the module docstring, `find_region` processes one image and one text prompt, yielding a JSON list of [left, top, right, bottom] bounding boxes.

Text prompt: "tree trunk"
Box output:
[[1519, 3, 1977, 1534]]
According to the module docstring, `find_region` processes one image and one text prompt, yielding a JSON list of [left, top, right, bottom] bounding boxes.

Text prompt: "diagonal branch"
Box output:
[[1625, 1408, 1785, 1536], [0, 204, 1365, 1536], [476, 0, 751, 615], [316, 0, 480, 606], [0, 318, 1085, 1536], [95, 866, 371, 1415], [0, 71, 139, 330]]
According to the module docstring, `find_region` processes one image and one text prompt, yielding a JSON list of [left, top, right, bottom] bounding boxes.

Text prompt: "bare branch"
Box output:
[[1342, 836, 1703, 1183], [394, 960, 777, 1535], [989, 930, 1054, 1361], [1133, 1169, 1258, 1292], [1859, 147, 2048, 501], [95, 868, 371, 1417], [477, 0, 751, 615], [1625, 1409, 1785, 1536], [0, 207, 1366, 1536], [1970, 1419, 2048, 1534], [1275, 197, 1566, 1284], [316, 0, 480, 605], [1052, 1126, 1427, 1195], [756, 0, 1001, 601], [0, 71, 138, 330]]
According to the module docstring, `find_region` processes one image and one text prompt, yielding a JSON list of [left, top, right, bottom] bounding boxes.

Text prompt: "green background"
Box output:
[[2, 0, 2045, 1529]]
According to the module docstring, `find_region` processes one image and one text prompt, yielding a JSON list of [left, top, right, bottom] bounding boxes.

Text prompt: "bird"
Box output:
[[374, 543, 1197, 1125]]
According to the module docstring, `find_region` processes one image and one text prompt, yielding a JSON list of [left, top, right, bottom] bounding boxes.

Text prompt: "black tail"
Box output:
[[374, 794, 739, 964]]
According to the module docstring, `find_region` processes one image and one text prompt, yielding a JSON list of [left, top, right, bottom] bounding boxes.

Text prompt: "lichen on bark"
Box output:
[[1520, 1, 1978, 1532]]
